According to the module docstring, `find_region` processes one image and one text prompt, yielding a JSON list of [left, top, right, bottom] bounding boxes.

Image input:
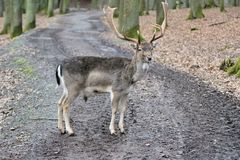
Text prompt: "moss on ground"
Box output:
[[14, 57, 35, 76]]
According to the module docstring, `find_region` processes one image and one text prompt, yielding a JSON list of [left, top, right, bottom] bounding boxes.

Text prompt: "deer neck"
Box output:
[[124, 52, 149, 84]]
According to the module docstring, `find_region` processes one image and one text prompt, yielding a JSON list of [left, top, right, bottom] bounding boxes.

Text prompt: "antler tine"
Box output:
[[150, 1, 168, 43], [104, 6, 139, 43]]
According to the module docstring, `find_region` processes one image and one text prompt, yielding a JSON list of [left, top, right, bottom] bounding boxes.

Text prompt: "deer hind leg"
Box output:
[[57, 73, 68, 134], [58, 84, 80, 136], [58, 93, 67, 134], [109, 92, 120, 135], [62, 87, 80, 136], [118, 95, 128, 133]]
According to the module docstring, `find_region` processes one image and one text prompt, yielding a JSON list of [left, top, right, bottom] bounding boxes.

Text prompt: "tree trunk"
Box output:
[[1, 0, 11, 34], [91, 0, 98, 9], [48, 0, 54, 17], [54, 0, 59, 9], [228, 0, 234, 6], [231, 0, 237, 6], [188, 0, 205, 19], [145, 0, 149, 14], [40, 0, 48, 14], [119, 0, 140, 39], [108, 0, 119, 17], [203, 0, 217, 8], [24, 0, 36, 31], [149, 0, 156, 10], [118, 0, 124, 31], [168, 0, 176, 9], [10, 0, 23, 38], [76, 0, 80, 10], [182, 0, 190, 8], [220, 0, 225, 11], [139, 0, 145, 15], [108, 0, 118, 7], [21, 0, 26, 13], [0, 0, 3, 17], [156, 0, 164, 25], [60, 0, 69, 14], [186, 0, 190, 7]]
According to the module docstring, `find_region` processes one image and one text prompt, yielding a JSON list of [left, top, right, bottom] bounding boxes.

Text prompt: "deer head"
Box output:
[[103, 1, 168, 64]]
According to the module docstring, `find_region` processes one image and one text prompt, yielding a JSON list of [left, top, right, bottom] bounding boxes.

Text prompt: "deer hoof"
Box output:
[[68, 132, 75, 136], [110, 129, 116, 135], [59, 128, 66, 134], [120, 128, 125, 134], [66, 128, 74, 136]]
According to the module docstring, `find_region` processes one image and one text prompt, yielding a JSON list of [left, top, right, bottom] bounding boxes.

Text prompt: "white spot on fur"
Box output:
[[142, 63, 149, 71]]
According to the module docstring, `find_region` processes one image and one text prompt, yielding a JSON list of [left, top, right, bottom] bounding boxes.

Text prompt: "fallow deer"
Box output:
[[56, 2, 168, 135]]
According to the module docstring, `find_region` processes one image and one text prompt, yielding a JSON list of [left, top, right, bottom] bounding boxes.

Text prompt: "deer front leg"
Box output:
[[118, 95, 128, 133], [109, 92, 120, 135]]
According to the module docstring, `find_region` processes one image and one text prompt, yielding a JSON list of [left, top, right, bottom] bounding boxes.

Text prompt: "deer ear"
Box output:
[[130, 43, 138, 50], [151, 42, 158, 48]]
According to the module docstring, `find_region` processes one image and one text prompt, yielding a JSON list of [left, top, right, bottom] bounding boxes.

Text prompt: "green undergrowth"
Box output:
[[14, 57, 35, 76], [220, 57, 240, 78]]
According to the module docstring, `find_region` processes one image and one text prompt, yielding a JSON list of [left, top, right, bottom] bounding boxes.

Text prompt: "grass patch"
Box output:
[[14, 57, 28, 65], [14, 57, 35, 76], [220, 57, 240, 78], [219, 58, 234, 71], [227, 57, 240, 76]]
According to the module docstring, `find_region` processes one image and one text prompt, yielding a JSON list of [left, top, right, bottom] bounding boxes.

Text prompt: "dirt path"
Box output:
[[0, 10, 240, 160]]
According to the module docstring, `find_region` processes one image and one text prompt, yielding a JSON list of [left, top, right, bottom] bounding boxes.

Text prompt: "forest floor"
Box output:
[[104, 7, 240, 100], [0, 7, 240, 160]]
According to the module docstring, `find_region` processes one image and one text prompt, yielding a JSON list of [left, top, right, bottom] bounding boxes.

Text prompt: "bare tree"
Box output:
[[139, 0, 146, 15], [1, 0, 11, 34], [118, 0, 140, 39], [24, 0, 37, 31], [48, 0, 54, 17], [220, 0, 225, 12], [10, 0, 23, 38], [168, 0, 176, 9], [0, 0, 3, 17], [188, 0, 205, 19], [156, 0, 164, 25], [60, 0, 69, 14]]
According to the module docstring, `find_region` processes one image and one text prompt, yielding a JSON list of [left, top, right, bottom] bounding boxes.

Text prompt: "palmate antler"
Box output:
[[150, 1, 168, 43], [104, 0, 168, 45], [103, 6, 139, 44]]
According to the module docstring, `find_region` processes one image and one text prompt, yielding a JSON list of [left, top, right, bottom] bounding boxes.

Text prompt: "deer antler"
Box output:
[[104, 6, 139, 44], [150, 1, 168, 43]]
